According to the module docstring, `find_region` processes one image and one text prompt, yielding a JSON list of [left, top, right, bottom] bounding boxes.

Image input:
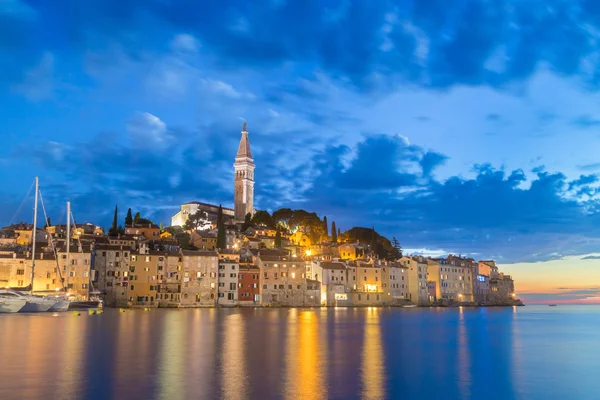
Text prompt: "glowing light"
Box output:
[[335, 293, 347, 300], [305, 250, 312, 256]]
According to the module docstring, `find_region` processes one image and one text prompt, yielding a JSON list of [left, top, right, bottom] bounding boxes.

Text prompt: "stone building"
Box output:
[[401, 256, 430, 305], [56, 243, 93, 300], [257, 254, 309, 306], [234, 122, 255, 221], [218, 251, 240, 306], [311, 261, 350, 306], [156, 251, 182, 307], [180, 250, 218, 306], [427, 258, 474, 303], [384, 261, 409, 304], [95, 244, 132, 307]]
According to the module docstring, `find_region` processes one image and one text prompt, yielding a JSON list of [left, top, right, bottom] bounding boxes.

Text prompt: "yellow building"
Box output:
[[57, 244, 92, 300], [128, 251, 159, 307], [15, 226, 33, 246], [289, 231, 311, 246], [347, 261, 385, 305], [0, 252, 61, 292], [190, 231, 217, 250], [400, 256, 430, 305]]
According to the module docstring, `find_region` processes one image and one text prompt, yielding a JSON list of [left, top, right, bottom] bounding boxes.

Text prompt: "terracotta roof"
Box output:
[[181, 250, 218, 257], [320, 262, 346, 270]]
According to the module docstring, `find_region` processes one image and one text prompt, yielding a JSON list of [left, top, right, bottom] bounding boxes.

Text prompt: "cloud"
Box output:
[[581, 255, 600, 260], [10, 52, 54, 100], [127, 112, 170, 148], [571, 114, 600, 128], [200, 79, 255, 99], [170, 33, 199, 53]]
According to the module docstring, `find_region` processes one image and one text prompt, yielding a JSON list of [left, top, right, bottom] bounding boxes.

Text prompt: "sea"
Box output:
[[0, 306, 598, 400]]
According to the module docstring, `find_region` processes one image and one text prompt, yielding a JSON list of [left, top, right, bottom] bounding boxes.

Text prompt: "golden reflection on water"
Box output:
[[457, 307, 472, 399], [361, 307, 385, 400], [158, 312, 185, 400], [285, 310, 327, 400], [56, 315, 85, 398], [221, 312, 248, 400]]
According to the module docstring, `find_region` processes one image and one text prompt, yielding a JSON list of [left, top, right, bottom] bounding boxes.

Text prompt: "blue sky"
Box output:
[[3, 0, 600, 301]]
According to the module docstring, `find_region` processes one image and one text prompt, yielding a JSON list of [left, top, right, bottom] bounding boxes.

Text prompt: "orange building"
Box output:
[[238, 263, 260, 304]]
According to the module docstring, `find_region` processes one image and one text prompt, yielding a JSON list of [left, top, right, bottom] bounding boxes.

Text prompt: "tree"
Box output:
[[125, 208, 133, 226], [338, 228, 341, 239], [391, 237, 403, 260], [134, 212, 141, 224], [241, 212, 252, 231], [331, 221, 337, 243], [184, 210, 209, 231], [274, 229, 282, 248], [216, 205, 226, 249], [109, 205, 118, 236], [323, 216, 328, 238], [251, 210, 274, 228]]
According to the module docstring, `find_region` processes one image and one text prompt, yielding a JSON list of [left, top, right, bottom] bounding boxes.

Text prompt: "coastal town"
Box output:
[[0, 124, 520, 309]]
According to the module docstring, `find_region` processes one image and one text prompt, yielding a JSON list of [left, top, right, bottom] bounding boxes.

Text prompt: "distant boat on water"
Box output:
[[549, 304, 557, 307]]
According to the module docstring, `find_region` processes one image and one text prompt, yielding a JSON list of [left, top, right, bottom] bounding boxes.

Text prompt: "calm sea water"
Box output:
[[0, 306, 598, 400]]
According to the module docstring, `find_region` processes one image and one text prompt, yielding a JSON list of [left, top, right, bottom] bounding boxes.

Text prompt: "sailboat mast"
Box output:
[[30, 177, 39, 295], [66, 201, 71, 294]]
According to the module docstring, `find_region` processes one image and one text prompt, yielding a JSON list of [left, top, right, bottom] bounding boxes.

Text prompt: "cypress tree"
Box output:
[[125, 208, 133, 226], [275, 229, 282, 248], [323, 216, 328, 238], [331, 221, 337, 243], [109, 205, 118, 236]]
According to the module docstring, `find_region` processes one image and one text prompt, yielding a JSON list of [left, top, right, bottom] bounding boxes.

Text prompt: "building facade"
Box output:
[[218, 251, 240, 306], [180, 250, 218, 306]]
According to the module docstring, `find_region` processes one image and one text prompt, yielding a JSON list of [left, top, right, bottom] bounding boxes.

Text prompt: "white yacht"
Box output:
[[47, 295, 70, 312], [0, 290, 55, 313], [0, 291, 28, 313]]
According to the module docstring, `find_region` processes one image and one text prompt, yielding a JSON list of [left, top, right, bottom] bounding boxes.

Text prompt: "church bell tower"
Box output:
[[234, 122, 255, 221]]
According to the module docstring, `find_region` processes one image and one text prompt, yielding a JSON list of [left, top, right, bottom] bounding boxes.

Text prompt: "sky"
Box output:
[[2, 0, 600, 304]]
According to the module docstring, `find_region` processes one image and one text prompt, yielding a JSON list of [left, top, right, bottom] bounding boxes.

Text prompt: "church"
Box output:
[[170, 123, 255, 227]]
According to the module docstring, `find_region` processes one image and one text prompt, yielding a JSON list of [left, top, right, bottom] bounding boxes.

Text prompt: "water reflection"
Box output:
[[361, 307, 386, 400], [457, 307, 472, 399], [158, 312, 185, 400], [221, 312, 248, 400], [0, 307, 598, 400]]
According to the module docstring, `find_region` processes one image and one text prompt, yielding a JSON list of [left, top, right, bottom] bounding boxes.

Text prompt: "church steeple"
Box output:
[[233, 122, 255, 221], [236, 122, 253, 159]]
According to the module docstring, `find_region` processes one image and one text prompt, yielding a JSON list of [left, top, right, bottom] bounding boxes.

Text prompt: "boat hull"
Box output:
[[69, 301, 102, 310], [48, 299, 70, 312], [20, 299, 55, 313], [0, 299, 28, 313]]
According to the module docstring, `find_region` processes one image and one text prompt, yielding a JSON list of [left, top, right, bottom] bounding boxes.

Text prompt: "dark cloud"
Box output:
[[7, 1, 600, 93], [581, 255, 600, 260]]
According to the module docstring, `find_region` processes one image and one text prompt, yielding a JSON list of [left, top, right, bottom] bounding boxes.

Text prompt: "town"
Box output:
[[0, 124, 520, 308]]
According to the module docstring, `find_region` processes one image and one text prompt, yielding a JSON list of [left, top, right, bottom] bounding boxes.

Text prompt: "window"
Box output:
[[291, 272, 295, 279], [69, 271, 76, 277], [132, 255, 137, 261], [16, 269, 24, 275], [130, 285, 134, 290], [263, 285, 267, 289], [82, 284, 88, 289], [67, 284, 74, 289], [210, 283, 215, 289], [227, 293, 234, 300]]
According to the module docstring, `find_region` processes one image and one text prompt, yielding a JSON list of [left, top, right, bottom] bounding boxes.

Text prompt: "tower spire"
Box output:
[[233, 122, 255, 220], [236, 122, 252, 159]]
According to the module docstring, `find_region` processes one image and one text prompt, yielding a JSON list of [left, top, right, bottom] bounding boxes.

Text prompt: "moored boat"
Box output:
[[0, 291, 28, 313]]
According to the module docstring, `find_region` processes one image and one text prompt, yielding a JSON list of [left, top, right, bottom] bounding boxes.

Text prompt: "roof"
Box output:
[[320, 262, 346, 270], [256, 255, 302, 262], [306, 279, 321, 285], [193, 230, 216, 238], [95, 244, 132, 251], [108, 235, 137, 241], [248, 248, 289, 256], [183, 201, 234, 212], [181, 250, 218, 257], [236, 124, 253, 159], [239, 264, 260, 271]]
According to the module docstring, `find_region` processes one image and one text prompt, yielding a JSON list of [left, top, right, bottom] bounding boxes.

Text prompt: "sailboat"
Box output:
[[14, 177, 62, 312], [0, 284, 28, 313], [47, 201, 73, 312], [66, 205, 102, 310]]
